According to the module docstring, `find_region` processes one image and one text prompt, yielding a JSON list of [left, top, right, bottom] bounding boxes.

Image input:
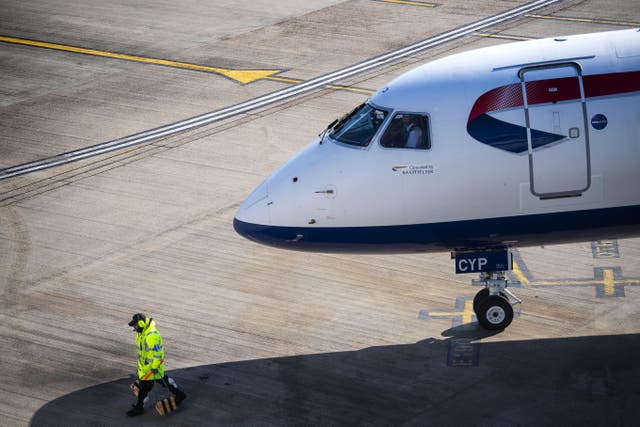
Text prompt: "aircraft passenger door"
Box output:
[[519, 63, 591, 199]]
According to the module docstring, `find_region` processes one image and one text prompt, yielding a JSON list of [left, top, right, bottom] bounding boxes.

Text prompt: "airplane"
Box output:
[[234, 29, 640, 330]]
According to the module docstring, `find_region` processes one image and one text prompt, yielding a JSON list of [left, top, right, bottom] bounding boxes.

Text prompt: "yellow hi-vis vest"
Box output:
[[136, 318, 165, 381]]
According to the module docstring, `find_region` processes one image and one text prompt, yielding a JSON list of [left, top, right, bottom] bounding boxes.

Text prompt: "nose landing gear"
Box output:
[[454, 248, 521, 330], [472, 271, 522, 330]]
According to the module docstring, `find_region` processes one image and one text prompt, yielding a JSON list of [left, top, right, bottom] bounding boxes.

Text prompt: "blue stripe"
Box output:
[[234, 205, 640, 254], [467, 114, 565, 153]]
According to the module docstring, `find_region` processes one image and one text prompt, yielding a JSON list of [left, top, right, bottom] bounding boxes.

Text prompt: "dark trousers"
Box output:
[[135, 374, 182, 407]]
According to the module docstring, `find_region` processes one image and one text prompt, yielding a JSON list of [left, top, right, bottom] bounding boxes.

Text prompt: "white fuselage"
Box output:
[[235, 29, 640, 253]]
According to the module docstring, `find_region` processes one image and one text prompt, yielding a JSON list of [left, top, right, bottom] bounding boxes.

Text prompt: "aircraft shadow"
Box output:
[[31, 329, 640, 426]]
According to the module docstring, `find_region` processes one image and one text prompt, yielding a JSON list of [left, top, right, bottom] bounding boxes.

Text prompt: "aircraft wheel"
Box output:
[[473, 288, 490, 314], [477, 295, 513, 330], [473, 288, 508, 315]]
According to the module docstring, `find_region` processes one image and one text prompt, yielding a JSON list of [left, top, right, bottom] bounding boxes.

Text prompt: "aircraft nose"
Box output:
[[235, 180, 270, 225], [234, 180, 272, 242]]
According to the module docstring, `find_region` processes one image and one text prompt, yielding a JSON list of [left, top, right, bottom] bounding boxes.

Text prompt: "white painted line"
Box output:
[[0, 0, 560, 180]]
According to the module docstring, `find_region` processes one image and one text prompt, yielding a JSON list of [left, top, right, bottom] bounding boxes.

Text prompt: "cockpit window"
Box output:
[[380, 113, 431, 149], [330, 103, 388, 147]]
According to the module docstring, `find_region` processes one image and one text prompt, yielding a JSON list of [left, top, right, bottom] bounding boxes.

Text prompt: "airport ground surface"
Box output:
[[1, 0, 640, 425]]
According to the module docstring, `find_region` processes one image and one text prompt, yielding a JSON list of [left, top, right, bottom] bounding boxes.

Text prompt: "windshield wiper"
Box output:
[[318, 118, 339, 144], [318, 104, 363, 144]]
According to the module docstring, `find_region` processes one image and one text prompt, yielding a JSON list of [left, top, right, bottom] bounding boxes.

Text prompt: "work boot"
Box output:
[[126, 405, 144, 417], [175, 390, 187, 405]]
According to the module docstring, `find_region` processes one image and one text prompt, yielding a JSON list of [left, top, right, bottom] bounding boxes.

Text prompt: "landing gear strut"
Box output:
[[472, 271, 522, 330], [453, 248, 522, 330]]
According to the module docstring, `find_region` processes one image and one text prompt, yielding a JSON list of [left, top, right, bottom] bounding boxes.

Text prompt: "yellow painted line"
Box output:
[[428, 300, 475, 323], [426, 311, 450, 316], [0, 35, 375, 94], [534, 278, 640, 286], [524, 14, 640, 27], [511, 259, 530, 285], [514, 264, 640, 290], [0, 35, 281, 84], [427, 311, 459, 317], [264, 76, 304, 84], [475, 33, 533, 41], [603, 269, 615, 296], [462, 300, 474, 324], [534, 279, 604, 286], [325, 84, 375, 95], [265, 76, 374, 94], [381, 0, 437, 7]]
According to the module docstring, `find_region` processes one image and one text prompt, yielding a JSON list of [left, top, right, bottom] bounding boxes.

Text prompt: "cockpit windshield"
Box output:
[[329, 103, 388, 147]]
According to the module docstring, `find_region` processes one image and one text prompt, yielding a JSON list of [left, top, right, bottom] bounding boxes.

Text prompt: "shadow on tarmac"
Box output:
[[31, 328, 640, 426]]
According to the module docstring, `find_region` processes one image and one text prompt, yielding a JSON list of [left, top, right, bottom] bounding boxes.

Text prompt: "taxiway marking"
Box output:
[[378, 0, 438, 7], [421, 299, 476, 326], [447, 338, 480, 367], [265, 76, 375, 94], [0, 35, 281, 84], [512, 259, 531, 285], [420, 296, 521, 327], [591, 240, 620, 259], [420, 298, 482, 367], [524, 13, 640, 27], [603, 268, 616, 296], [530, 267, 639, 297], [0, 0, 562, 180], [475, 32, 534, 41], [0, 35, 375, 94], [512, 252, 640, 298], [324, 84, 375, 94]]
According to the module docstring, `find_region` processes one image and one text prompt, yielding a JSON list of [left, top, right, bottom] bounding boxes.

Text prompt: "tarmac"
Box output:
[[1, 0, 640, 425]]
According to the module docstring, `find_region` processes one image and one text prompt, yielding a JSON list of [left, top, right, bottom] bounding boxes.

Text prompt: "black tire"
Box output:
[[473, 288, 490, 314], [473, 288, 508, 315], [477, 295, 514, 330]]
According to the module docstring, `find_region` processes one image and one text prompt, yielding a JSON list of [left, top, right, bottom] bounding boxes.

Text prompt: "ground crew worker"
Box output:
[[127, 313, 186, 417]]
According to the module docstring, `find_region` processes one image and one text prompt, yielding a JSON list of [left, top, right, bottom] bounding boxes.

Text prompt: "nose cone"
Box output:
[[234, 168, 311, 249], [234, 180, 271, 241], [234, 139, 330, 249], [235, 180, 270, 225]]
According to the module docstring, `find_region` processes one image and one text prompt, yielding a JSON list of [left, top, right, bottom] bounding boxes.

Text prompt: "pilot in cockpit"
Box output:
[[402, 115, 423, 149]]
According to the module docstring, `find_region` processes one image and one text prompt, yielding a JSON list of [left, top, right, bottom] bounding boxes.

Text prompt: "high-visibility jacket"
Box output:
[[136, 318, 165, 381]]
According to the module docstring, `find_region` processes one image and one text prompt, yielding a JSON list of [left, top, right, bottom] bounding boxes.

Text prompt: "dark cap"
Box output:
[[128, 313, 146, 327]]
